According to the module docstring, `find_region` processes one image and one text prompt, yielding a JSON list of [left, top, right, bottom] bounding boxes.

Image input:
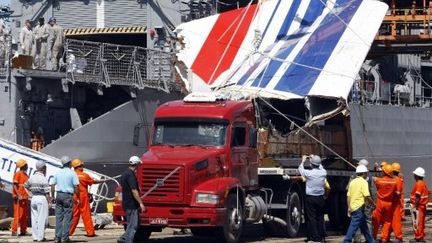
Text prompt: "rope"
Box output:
[[257, 96, 356, 169]]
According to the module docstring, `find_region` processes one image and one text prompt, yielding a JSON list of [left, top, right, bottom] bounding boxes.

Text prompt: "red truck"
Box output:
[[113, 93, 355, 243]]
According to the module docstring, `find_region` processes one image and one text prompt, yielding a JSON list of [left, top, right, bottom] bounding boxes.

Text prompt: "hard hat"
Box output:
[[382, 164, 393, 176], [358, 159, 369, 167], [391, 162, 401, 172], [380, 161, 387, 167], [48, 16, 56, 22], [356, 164, 368, 173], [413, 167, 425, 178], [310, 155, 321, 166], [71, 159, 84, 168], [16, 159, 27, 168], [36, 161, 46, 170], [129, 156, 142, 165], [60, 155, 71, 165]]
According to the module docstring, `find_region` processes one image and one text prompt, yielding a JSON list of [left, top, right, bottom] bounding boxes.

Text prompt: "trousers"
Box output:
[[70, 192, 95, 236], [415, 205, 426, 241], [391, 202, 403, 240], [344, 208, 374, 243], [35, 40, 48, 69], [11, 198, 29, 234], [305, 195, 325, 242], [51, 45, 63, 70], [31, 195, 48, 241], [118, 209, 139, 243], [372, 199, 394, 241], [353, 205, 373, 242], [55, 192, 73, 241]]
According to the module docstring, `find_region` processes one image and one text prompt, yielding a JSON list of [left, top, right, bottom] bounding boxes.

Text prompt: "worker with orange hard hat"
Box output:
[[69, 159, 104, 237], [390, 162, 404, 242], [372, 164, 399, 242], [11, 159, 29, 236]]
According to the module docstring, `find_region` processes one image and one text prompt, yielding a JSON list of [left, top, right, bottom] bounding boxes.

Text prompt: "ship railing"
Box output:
[[350, 79, 432, 108], [64, 39, 180, 93], [350, 80, 392, 105], [377, 6, 432, 41]]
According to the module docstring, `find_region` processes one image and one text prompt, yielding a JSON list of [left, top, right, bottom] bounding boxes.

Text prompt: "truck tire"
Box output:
[[133, 227, 151, 243], [216, 193, 243, 243], [286, 192, 301, 237]]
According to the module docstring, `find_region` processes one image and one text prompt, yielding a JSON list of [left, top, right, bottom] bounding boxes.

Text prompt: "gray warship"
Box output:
[[0, 0, 431, 220]]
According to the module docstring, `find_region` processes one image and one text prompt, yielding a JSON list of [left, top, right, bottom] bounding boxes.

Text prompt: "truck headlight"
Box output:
[[196, 193, 219, 204]]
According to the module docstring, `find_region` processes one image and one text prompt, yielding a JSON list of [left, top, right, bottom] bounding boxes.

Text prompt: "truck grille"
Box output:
[[140, 165, 184, 203]]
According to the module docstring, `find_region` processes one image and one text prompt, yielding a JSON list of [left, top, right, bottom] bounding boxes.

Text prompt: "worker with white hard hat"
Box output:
[[344, 165, 375, 243], [25, 161, 51, 242], [298, 155, 327, 243], [351, 158, 377, 243], [50, 155, 79, 243], [358, 159, 369, 167], [410, 167, 428, 242], [117, 156, 146, 243]]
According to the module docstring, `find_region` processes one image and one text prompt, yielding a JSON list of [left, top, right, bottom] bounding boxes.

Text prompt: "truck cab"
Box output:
[[113, 95, 263, 243]]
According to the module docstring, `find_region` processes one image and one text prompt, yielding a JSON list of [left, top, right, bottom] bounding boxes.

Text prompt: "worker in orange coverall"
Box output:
[[410, 167, 428, 242], [390, 162, 404, 242], [69, 159, 104, 237], [372, 164, 399, 242], [11, 159, 29, 236]]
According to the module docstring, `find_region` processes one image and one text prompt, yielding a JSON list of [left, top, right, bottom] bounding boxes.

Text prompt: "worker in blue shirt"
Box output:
[[298, 154, 327, 243], [50, 156, 79, 243]]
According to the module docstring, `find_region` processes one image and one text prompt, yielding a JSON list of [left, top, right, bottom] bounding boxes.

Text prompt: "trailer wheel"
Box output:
[[133, 227, 151, 243], [216, 193, 243, 243], [286, 192, 301, 237]]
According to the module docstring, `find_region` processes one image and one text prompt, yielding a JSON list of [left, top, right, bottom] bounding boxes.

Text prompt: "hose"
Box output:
[[262, 214, 287, 226]]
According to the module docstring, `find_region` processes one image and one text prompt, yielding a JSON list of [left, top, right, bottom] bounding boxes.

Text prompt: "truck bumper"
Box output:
[[141, 206, 226, 227]]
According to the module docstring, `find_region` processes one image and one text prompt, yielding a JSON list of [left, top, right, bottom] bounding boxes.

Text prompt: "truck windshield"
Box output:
[[152, 120, 227, 146]]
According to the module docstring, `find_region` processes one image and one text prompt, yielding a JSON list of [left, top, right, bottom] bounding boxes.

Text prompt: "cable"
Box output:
[[257, 95, 356, 169], [316, 0, 371, 47]]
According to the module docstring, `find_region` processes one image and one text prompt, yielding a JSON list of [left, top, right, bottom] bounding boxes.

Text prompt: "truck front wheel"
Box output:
[[216, 193, 243, 243]]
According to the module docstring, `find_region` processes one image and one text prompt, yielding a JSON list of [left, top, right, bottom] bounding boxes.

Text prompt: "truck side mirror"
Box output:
[[249, 127, 257, 148]]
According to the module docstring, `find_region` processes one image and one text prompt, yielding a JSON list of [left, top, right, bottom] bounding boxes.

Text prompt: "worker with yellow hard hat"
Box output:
[[11, 159, 29, 236], [372, 164, 399, 242], [390, 162, 404, 241], [69, 159, 105, 237]]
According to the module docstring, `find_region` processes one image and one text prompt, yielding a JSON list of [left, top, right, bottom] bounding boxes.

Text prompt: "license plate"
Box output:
[[149, 217, 168, 225]]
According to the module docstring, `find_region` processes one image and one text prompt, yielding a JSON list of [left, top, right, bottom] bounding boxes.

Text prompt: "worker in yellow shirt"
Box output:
[[344, 165, 375, 243]]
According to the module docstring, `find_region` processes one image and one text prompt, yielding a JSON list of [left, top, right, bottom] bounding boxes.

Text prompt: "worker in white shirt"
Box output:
[[34, 17, 50, 69], [19, 20, 34, 55]]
